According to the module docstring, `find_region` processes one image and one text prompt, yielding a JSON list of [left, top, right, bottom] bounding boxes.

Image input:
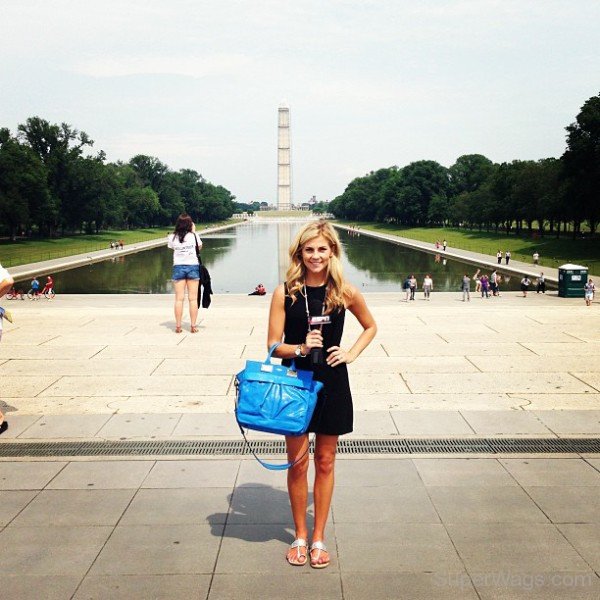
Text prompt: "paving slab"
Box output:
[[342, 573, 479, 600], [0, 575, 81, 600], [97, 413, 182, 438], [405, 372, 595, 394], [446, 523, 592, 573], [557, 524, 600, 572], [459, 410, 553, 435], [12, 489, 135, 526], [18, 414, 111, 438], [0, 490, 38, 526], [5, 396, 123, 415], [46, 460, 154, 489], [332, 485, 439, 523], [141, 459, 239, 489], [533, 410, 600, 434], [390, 411, 474, 435], [499, 458, 600, 486], [88, 523, 222, 575], [74, 574, 211, 600], [524, 486, 600, 523], [0, 358, 161, 376], [208, 573, 342, 600], [0, 461, 67, 490], [0, 525, 112, 576], [427, 486, 549, 523], [336, 522, 463, 573], [413, 458, 519, 487], [39, 374, 233, 396]]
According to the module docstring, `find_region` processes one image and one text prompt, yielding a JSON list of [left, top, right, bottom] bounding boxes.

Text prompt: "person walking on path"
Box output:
[[490, 269, 500, 296], [0, 262, 14, 434], [402, 275, 411, 302], [268, 220, 377, 569], [167, 213, 203, 333], [536, 273, 546, 294], [584, 278, 595, 306], [442, 239, 447, 252], [461, 274, 471, 302], [422, 274, 433, 300], [496, 250, 502, 264], [474, 269, 481, 293], [480, 274, 490, 298], [409, 274, 417, 301], [521, 275, 531, 297], [533, 251, 539, 265], [505, 250, 511, 265]]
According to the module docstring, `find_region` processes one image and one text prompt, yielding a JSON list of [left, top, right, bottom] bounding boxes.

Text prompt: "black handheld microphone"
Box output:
[[307, 315, 331, 365]]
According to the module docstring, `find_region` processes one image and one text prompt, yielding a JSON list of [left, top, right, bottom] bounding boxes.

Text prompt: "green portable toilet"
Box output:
[[558, 264, 588, 298]]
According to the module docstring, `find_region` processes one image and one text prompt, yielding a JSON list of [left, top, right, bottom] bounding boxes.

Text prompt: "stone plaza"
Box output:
[[0, 288, 599, 598]]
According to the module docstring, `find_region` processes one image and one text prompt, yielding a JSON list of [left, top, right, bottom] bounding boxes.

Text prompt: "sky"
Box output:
[[1, 0, 599, 205]]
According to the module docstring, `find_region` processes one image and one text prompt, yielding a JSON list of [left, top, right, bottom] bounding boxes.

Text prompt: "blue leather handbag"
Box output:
[[235, 343, 323, 469]]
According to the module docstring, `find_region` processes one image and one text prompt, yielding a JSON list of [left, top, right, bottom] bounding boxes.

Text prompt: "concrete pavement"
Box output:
[[0, 292, 599, 599]]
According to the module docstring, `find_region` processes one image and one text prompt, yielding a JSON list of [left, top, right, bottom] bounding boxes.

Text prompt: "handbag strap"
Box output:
[[235, 342, 310, 470]]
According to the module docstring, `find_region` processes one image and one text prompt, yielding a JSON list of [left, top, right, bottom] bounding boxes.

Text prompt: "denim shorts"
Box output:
[[172, 264, 200, 281]]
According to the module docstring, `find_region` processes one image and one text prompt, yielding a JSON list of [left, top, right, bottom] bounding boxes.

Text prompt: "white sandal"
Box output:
[[309, 541, 330, 569], [286, 538, 308, 566]]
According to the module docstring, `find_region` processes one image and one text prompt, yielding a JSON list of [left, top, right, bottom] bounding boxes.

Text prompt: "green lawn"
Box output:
[[0, 221, 233, 268], [336, 221, 600, 273]]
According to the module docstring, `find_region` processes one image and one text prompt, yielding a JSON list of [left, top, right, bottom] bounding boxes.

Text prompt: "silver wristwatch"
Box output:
[[294, 344, 306, 358]]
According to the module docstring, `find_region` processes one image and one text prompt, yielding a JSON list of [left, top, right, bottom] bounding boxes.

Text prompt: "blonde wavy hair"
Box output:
[[286, 220, 352, 312]]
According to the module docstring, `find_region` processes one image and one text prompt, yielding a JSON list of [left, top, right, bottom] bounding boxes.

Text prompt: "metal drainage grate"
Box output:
[[0, 438, 599, 458]]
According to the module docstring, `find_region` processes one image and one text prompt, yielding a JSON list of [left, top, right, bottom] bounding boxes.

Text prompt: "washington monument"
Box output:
[[277, 104, 292, 210]]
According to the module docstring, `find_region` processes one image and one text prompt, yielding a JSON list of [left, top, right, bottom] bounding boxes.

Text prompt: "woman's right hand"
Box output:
[[305, 329, 323, 350]]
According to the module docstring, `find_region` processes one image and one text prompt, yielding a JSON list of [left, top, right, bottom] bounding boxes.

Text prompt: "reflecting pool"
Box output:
[[51, 222, 529, 293]]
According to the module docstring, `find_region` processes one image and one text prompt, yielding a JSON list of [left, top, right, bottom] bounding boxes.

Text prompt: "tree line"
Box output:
[[330, 93, 600, 237], [0, 117, 236, 240]]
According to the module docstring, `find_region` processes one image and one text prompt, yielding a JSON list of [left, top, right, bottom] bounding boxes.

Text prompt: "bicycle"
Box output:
[[6, 288, 25, 300], [44, 288, 56, 300], [27, 288, 42, 300]]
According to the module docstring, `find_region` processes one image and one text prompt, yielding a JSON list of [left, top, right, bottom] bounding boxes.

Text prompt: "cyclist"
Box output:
[[29, 276, 40, 299], [41, 275, 55, 299]]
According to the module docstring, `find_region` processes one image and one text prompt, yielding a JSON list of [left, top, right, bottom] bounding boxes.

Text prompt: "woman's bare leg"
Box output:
[[285, 434, 309, 563], [173, 280, 186, 329], [311, 434, 338, 565], [186, 280, 200, 328]]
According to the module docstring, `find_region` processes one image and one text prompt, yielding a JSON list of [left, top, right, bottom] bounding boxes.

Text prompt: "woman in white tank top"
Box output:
[[167, 214, 203, 333]]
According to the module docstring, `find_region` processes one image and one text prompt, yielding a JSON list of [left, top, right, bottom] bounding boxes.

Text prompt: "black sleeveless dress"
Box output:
[[282, 285, 353, 436]]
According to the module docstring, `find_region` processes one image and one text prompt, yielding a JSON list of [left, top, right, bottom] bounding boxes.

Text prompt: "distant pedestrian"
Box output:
[[521, 276, 531, 297], [474, 269, 481, 293], [505, 251, 511, 265], [584, 278, 595, 306], [409, 275, 417, 301], [536, 273, 546, 294], [461, 274, 471, 302], [496, 250, 502, 264], [422, 274, 433, 300], [532, 251, 539, 265], [480, 274, 490, 298], [442, 239, 447, 252], [402, 276, 411, 302], [490, 269, 500, 296]]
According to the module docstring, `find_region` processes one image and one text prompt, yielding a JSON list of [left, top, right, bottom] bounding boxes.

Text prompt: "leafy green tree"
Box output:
[[449, 154, 494, 196], [17, 117, 93, 234], [562, 93, 600, 234], [0, 133, 49, 240]]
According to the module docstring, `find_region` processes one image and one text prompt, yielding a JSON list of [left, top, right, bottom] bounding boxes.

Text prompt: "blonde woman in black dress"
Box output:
[[268, 221, 377, 568]]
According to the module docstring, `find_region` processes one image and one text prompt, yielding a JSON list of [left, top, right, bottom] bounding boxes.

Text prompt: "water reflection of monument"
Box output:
[[277, 222, 294, 283]]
